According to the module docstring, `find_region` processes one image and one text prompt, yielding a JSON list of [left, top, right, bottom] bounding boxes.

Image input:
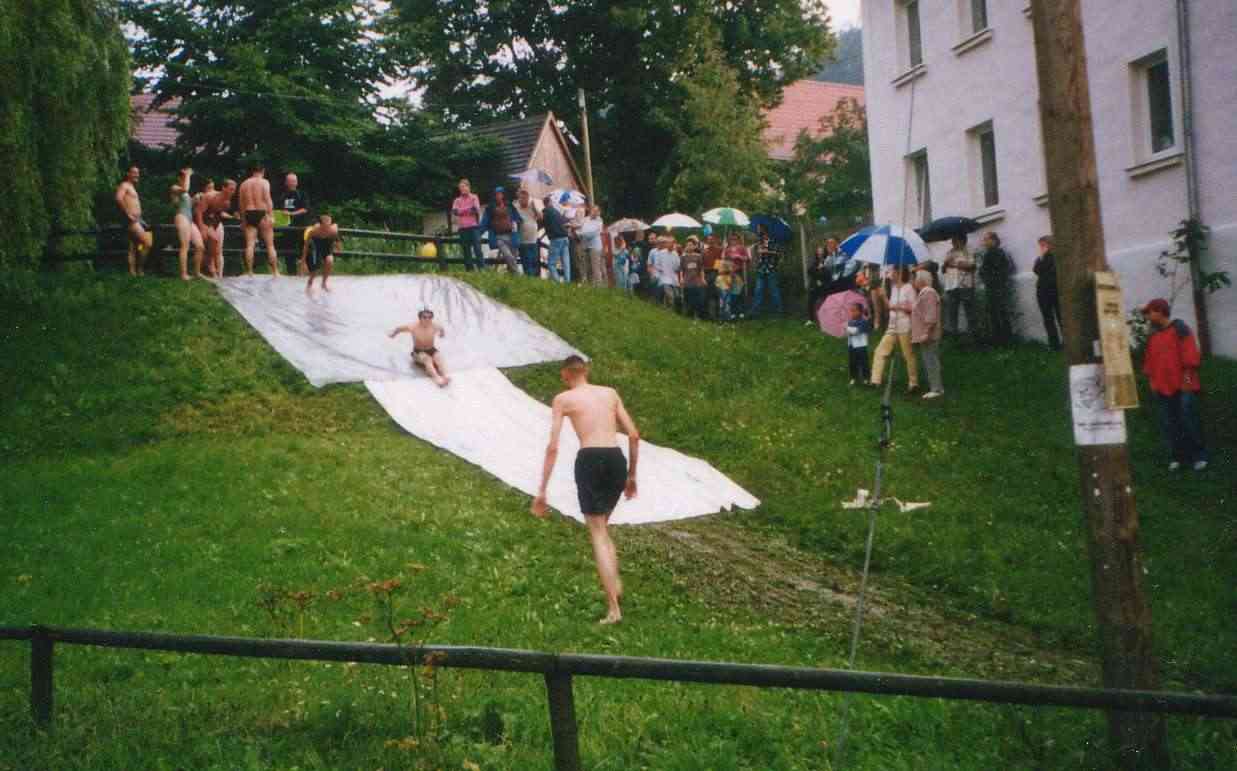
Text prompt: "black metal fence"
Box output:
[[3, 625, 1234, 770], [46, 224, 521, 272]]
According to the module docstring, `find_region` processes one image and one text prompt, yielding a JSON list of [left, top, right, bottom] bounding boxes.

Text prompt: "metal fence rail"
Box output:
[[46, 224, 524, 270], [2, 625, 1234, 770]]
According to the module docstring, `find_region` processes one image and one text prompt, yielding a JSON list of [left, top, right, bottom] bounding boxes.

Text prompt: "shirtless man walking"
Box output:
[[194, 179, 237, 279], [237, 162, 279, 276], [115, 165, 151, 276], [532, 356, 640, 624], [388, 309, 450, 386]]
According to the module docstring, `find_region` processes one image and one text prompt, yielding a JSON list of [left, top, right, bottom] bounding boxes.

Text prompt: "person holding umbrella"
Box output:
[[869, 266, 919, 392], [748, 228, 784, 317], [942, 234, 977, 338]]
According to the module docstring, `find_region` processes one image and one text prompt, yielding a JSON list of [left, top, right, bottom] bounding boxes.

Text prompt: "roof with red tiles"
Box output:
[[130, 93, 182, 149], [763, 80, 865, 162]]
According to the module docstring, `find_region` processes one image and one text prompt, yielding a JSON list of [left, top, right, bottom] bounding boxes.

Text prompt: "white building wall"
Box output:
[[862, 1, 1237, 356]]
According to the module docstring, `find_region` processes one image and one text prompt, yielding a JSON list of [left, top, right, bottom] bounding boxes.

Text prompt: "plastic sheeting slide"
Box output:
[[367, 369, 759, 525], [215, 274, 759, 522], [215, 274, 582, 387]]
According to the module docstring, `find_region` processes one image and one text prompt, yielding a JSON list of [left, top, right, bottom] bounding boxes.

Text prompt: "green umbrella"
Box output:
[[702, 207, 751, 227]]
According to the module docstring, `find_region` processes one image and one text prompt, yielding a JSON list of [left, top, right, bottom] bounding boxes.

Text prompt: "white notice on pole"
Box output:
[[1069, 364, 1128, 446]]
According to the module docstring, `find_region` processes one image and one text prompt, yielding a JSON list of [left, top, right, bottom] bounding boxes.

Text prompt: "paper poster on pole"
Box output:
[[1069, 364, 1128, 446]]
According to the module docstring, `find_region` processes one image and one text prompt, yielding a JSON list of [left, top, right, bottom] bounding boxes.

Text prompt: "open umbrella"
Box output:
[[840, 225, 929, 267], [550, 188, 587, 207], [511, 168, 554, 187], [915, 216, 981, 243], [702, 207, 750, 227], [607, 218, 650, 234], [817, 290, 869, 338], [652, 213, 702, 229], [749, 214, 793, 243]]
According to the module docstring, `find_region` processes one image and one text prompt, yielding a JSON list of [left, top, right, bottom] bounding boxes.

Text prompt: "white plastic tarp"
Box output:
[[215, 275, 582, 387], [216, 274, 760, 523], [367, 369, 760, 524]]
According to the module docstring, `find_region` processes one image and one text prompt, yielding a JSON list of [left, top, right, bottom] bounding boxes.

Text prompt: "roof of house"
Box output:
[[470, 113, 549, 178], [130, 93, 181, 149], [763, 80, 866, 162]]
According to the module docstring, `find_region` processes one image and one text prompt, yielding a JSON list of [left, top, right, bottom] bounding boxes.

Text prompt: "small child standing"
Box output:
[[715, 254, 735, 321], [845, 302, 872, 385]]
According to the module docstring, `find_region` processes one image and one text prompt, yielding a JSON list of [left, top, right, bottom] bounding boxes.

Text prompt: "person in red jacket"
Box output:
[[1141, 298, 1208, 471]]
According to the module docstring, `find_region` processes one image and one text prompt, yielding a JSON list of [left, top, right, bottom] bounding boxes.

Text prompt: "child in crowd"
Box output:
[[613, 236, 631, 293], [715, 252, 735, 321], [845, 302, 872, 385]]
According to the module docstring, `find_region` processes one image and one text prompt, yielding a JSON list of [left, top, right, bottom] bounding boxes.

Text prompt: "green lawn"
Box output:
[[1, 268, 1233, 770]]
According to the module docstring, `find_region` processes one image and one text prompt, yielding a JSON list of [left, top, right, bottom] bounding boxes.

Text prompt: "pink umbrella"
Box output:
[[817, 290, 869, 338]]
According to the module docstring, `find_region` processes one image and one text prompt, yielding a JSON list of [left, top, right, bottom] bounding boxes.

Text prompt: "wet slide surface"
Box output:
[[216, 275, 759, 523]]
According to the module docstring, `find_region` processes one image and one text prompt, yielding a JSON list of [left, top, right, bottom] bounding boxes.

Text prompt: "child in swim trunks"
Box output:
[[388, 309, 450, 387]]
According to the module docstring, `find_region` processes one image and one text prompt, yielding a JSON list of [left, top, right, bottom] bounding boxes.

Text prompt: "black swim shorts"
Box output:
[[243, 210, 266, 227], [574, 447, 627, 516], [412, 347, 438, 358]]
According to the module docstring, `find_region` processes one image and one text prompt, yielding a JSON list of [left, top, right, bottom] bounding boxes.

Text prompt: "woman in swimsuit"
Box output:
[[169, 167, 204, 280], [300, 212, 340, 292]]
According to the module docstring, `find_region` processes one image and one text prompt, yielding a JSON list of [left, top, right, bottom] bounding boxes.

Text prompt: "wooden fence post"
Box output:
[[544, 672, 582, 771], [31, 626, 53, 729], [436, 240, 448, 273]]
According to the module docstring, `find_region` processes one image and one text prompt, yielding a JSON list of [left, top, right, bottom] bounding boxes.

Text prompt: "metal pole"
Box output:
[[31, 626, 53, 729], [544, 672, 582, 771], [578, 89, 596, 203]]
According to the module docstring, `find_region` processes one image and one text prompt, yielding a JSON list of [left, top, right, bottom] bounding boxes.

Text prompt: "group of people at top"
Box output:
[[114, 162, 339, 291]]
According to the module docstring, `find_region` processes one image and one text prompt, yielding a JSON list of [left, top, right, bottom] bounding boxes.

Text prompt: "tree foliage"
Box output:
[[0, 0, 130, 268], [121, 0, 502, 227], [661, 38, 771, 215], [814, 26, 863, 85], [780, 97, 872, 227], [387, 0, 833, 217]]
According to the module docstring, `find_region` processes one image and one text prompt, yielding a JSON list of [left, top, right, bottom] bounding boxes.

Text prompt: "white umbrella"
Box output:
[[511, 168, 554, 187], [652, 213, 702, 229], [608, 218, 650, 234]]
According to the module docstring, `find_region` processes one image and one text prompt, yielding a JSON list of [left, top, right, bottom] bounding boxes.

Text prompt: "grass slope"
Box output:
[[1, 270, 1233, 770]]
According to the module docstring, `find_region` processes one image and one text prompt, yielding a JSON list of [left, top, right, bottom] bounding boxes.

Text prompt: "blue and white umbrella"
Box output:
[[550, 188, 587, 207], [839, 225, 930, 267]]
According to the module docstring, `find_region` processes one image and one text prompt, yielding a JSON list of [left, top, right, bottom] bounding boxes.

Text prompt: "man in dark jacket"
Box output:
[[1033, 235, 1062, 350], [541, 197, 571, 283], [977, 231, 1014, 345]]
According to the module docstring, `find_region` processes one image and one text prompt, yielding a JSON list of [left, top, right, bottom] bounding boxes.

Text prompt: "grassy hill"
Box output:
[[1, 268, 1234, 769]]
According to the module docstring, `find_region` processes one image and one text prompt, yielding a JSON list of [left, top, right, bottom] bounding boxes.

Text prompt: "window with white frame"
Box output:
[[907, 150, 932, 225], [968, 121, 1000, 209], [897, 1, 924, 70], [1129, 50, 1177, 160]]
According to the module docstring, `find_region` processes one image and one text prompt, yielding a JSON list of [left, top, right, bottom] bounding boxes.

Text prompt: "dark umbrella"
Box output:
[[748, 214, 793, 244], [915, 216, 982, 243]]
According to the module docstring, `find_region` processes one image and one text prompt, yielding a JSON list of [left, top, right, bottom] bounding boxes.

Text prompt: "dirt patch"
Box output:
[[624, 517, 1097, 684]]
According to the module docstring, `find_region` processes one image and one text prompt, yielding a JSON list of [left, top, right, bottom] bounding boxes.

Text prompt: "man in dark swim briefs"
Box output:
[[388, 309, 450, 386], [237, 162, 279, 276], [532, 355, 640, 625]]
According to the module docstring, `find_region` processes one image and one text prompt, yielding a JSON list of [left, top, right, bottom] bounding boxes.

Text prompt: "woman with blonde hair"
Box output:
[[169, 167, 204, 280]]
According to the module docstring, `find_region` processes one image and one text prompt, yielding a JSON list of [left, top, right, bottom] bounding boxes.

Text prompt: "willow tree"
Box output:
[[0, 0, 130, 268]]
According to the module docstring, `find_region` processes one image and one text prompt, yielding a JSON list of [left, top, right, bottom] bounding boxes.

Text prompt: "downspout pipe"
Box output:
[[1176, 0, 1211, 353]]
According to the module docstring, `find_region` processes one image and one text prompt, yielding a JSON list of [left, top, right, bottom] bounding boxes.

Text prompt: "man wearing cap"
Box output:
[[1141, 299, 1208, 471], [481, 186, 520, 273]]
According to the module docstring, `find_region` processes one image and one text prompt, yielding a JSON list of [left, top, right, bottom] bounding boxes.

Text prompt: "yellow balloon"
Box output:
[[419, 241, 438, 259]]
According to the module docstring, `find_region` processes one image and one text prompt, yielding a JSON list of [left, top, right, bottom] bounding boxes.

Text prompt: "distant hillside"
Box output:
[[815, 26, 863, 85]]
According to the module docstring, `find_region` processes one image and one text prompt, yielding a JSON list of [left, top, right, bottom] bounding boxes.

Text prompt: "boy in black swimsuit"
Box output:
[[388, 309, 450, 386], [532, 356, 640, 624], [300, 212, 340, 292]]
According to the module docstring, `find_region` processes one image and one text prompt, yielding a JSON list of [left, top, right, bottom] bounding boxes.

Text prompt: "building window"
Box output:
[[976, 123, 999, 207], [1130, 50, 1177, 160], [908, 150, 932, 225], [899, 1, 924, 70], [970, 0, 989, 33], [1145, 54, 1174, 153]]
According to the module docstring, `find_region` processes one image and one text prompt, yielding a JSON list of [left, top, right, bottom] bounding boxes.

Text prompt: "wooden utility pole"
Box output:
[[1029, 2, 1169, 768], [578, 89, 596, 202]]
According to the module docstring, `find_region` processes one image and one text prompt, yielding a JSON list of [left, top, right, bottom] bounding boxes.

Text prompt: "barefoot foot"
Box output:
[[599, 610, 622, 625]]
